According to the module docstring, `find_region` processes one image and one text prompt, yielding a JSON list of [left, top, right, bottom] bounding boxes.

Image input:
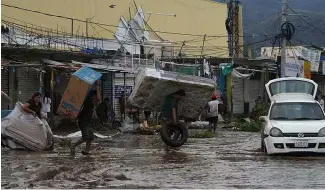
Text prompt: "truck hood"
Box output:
[[270, 120, 325, 133]]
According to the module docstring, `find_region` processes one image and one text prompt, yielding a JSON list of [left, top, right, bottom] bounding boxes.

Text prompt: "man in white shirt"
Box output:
[[207, 93, 223, 133]]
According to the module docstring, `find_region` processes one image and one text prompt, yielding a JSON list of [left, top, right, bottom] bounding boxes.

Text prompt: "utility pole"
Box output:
[[200, 34, 206, 58], [233, 0, 240, 58], [280, 0, 287, 78]]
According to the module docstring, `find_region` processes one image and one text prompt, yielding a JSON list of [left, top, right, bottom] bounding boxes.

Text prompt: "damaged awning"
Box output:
[[42, 59, 137, 73]]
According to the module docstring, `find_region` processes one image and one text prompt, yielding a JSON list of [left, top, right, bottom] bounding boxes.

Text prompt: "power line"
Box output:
[[2, 3, 230, 38], [3, 20, 232, 58], [3, 18, 271, 50], [3, 14, 280, 59], [286, 5, 325, 35]]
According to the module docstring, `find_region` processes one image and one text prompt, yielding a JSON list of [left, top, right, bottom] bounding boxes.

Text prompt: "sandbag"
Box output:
[[1, 102, 54, 151]]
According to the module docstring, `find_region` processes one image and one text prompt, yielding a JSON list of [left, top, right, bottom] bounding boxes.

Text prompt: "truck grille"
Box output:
[[283, 133, 318, 137], [286, 143, 317, 148]]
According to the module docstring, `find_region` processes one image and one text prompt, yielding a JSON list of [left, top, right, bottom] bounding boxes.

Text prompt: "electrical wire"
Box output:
[[286, 5, 325, 35], [4, 18, 263, 56], [2, 18, 232, 51], [3, 15, 278, 51], [2, 3, 235, 38], [3, 16, 282, 60]]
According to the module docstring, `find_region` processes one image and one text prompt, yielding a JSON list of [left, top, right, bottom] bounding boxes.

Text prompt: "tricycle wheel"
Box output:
[[160, 122, 188, 147]]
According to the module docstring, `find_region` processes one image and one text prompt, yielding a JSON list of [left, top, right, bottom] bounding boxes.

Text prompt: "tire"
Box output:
[[261, 133, 267, 153], [160, 122, 189, 147], [260, 134, 264, 151]]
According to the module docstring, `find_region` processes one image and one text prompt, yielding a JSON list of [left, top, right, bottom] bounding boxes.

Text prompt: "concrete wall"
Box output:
[[2, 0, 243, 57]]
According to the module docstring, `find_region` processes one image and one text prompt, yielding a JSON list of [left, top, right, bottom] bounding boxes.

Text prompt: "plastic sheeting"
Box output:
[[129, 68, 216, 120], [1, 102, 53, 151], [231, 69, 254, 78], [53, 131, 111, 139], [119, 116, 140, 133]]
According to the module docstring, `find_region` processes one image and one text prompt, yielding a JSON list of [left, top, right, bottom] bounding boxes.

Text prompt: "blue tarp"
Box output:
[[72, 66, 102, 85], [1, 110, 12, 119]]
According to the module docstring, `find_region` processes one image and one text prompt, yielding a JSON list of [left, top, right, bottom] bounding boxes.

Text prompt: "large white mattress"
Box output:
[[1, 102, 53, 151], [129, 68, 216, 119]]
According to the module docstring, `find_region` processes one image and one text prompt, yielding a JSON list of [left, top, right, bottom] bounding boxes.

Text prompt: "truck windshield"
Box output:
[[269, 80, 315, 96], [270, 102, 325, 120]]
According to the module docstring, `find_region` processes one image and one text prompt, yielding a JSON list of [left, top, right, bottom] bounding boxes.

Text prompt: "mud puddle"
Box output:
[[2, 130, 325, 189]]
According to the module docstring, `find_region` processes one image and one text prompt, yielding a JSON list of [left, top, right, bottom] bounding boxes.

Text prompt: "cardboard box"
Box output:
[[57, 66, 102, 120]]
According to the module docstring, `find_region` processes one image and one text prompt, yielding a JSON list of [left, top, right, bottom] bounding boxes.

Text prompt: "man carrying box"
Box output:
[[70, 81, 101, 155]]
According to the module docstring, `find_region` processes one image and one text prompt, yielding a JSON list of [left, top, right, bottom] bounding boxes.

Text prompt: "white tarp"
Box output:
[[1, 102, 53, 151], [53, 131, 111, 139]]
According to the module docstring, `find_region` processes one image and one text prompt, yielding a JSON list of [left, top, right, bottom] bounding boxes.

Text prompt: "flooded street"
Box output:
[[2, 130, 325, 189]]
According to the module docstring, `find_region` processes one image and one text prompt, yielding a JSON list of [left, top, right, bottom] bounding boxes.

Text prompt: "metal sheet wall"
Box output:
[[17, 68, 40, 103], [1, 68, 9, 95], [232, 78, 244, 114], [114, 73, 135, 120], [101, 72, 113, 102]]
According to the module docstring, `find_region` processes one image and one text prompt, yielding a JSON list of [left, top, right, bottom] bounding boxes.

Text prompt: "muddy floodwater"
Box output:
[[2, 130, 325, 189]]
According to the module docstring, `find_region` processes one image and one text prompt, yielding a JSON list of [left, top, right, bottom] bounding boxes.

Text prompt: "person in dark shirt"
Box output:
[[96, 97, 111, 123], [161, 90, 186, 125], [22, 92, 42, 118], [119, 91, 126, 120], [70, 81, 101, 155]]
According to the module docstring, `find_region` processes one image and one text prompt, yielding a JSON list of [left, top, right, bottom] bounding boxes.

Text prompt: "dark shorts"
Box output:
[[78, 119, 94, 141], [207, 116, 218, 123]]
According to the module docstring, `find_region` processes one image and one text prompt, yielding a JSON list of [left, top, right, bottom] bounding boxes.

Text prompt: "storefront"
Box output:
[[113, 72, 135, 120], [1, 67, 9, 95], [16, 67, 42, 103]]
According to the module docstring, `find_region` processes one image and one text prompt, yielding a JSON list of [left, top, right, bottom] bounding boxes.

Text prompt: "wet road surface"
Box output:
[[2, 130, 325, 189]]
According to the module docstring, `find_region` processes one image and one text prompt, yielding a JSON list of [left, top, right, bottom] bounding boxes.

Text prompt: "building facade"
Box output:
[[2, 0, 243, 57]]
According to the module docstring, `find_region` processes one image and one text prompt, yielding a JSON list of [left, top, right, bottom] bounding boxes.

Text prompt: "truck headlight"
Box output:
[[318, 127, 325, 137], [270, 127, 283, 137]]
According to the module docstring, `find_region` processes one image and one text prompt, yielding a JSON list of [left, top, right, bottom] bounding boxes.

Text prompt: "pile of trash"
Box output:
[[1, 102, 54, 151], [119, 116, 140, 133]]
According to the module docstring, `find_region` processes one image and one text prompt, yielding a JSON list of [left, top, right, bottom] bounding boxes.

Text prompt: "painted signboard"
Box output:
[[285, 57, 304, 77], [114, 85, 133, 98], [304, 60, 311, 79], [261, 46, 321, 72]]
